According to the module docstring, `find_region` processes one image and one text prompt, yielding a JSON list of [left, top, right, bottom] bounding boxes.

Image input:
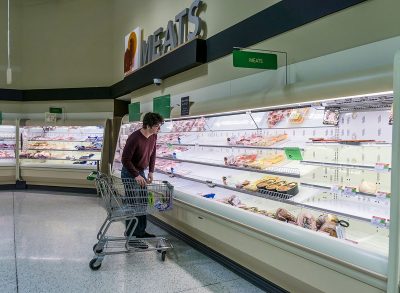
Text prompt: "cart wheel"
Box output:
[[92, 244, 103, 253], [89, 258, 102, 270], [161, 251, 166, 261]]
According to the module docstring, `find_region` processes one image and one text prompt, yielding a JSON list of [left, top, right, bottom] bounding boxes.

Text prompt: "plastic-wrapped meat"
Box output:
[[0, 150, 14, 159], [158, 133, 183, 143], [221, 195, 242, 206], [267, 110, 285, 128], [296, 212, 317, 231], [192, 117, 206, 131], [275, 208, 296, 222], [155, 159, 180, 172], [318, 222, 338, 237], [33, 151, 50, 159]]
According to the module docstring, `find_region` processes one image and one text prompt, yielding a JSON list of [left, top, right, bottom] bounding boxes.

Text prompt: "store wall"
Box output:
[[1, 0, 279, 90], [111, 0, 279, 83], [18, 0, 113, 89], [129, 0, 400, 113], [0, 0, 22, 89], [1, 99, 114, 120]]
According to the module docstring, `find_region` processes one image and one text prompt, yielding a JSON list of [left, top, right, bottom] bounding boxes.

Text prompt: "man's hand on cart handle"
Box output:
[[147, 172, 154, 184], [135, 175, 147, 187]]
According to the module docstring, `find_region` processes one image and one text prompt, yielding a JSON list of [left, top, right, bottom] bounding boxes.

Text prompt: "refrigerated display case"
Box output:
[[112, 120, 142, 177], [113, 92, 396, 292], [19, 120, 110, 188], [0, 121, 17, 185]]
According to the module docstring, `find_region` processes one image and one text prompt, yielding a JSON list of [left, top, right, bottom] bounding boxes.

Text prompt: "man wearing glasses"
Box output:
[[121, 112, 164, 243]]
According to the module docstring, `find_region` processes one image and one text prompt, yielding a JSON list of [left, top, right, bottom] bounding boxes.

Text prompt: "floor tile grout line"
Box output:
[[12, 192, 19, 293], [173, 276, 241, 293]]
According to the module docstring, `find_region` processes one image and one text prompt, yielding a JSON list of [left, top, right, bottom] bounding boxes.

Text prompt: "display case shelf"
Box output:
[[300, 160, 391, 171], [28, 139, 102, 142], [156, 156, 301, 178], [25, 149, 102, 152], [157, 142, 303, 151], [154, 170, 372, 223], [300, 182, 385, 199]]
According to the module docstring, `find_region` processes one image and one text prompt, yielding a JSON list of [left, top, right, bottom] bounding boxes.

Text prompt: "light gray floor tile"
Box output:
[[0, 259, 17, 293], [0, 192, 17, 293], [6, 191, 265, 293]]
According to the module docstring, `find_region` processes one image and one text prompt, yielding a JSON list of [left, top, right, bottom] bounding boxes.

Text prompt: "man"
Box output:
[[121, 112, 164, 242]]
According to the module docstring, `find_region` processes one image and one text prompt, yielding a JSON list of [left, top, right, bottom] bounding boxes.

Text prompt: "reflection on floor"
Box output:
[[0, 191, 264, 293]]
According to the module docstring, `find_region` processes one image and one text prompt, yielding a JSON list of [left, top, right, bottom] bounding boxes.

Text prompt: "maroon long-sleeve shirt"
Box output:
[[121, 129, 157, 178]]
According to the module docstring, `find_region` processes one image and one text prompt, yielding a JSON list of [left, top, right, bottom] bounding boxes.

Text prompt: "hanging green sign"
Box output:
[[49, 107, 63, 114], [153, 94, 171, 119], [284, 147, 303, 161], [129, 102, 141, 122], [233, 50, 277, 70]]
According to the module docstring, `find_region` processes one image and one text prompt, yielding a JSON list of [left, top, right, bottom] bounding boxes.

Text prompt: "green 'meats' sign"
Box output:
[[233, 50, 277, 70], [49, 107, 63, 114]]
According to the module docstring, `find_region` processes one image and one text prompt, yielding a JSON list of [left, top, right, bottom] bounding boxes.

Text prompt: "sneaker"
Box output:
[[128, 240, 148, 249], [136, 232, 156, 238]]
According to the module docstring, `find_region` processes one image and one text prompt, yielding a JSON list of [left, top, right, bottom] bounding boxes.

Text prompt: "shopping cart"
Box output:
[[88, 171, 174, 270]]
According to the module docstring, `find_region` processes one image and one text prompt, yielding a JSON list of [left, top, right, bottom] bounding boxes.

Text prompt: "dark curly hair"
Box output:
[[142, 112, 164, 129]]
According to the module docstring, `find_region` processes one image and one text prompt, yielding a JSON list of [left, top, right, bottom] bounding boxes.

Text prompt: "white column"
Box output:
[[387, 50, 400, 293]]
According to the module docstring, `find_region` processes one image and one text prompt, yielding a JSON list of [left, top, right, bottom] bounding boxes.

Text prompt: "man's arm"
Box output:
[[148, 141, 156, 174]]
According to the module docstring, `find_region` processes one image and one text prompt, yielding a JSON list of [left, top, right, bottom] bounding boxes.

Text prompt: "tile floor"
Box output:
[[0, 191, 265, 293]]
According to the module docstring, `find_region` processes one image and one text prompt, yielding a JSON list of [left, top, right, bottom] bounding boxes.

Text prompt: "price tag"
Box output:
[[375, 191, 391, 199], [284, 147, 303, 161], [330, 185, 342, 195], [343, 186, 357, 197], [336, 225, 346, 239], [371, 216, 390, 228], [374, 163, 390, 173]]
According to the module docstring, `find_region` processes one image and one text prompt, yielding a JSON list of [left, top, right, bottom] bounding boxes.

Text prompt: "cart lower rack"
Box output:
[[89, 172, 174, 270]]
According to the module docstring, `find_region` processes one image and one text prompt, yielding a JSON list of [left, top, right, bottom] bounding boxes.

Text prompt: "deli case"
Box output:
[[0, 120, 17, 185], [113, 92, 395, 292], [19, 120, 111, 188]]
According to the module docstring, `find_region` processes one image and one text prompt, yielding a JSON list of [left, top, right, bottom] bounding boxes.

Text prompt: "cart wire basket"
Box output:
[[88, 172, 174, 270]]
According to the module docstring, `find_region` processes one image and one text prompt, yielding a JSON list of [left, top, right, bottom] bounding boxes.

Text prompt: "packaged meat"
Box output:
[[296, 212, 317, 231], [289, 107, 309, 124], [275, 208, 296, 222], [267, 110, 291, 128], [323, 108, 340, 126]]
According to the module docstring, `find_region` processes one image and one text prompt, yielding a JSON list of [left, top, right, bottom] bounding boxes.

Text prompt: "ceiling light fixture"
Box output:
[[6, 0, 12, 84]]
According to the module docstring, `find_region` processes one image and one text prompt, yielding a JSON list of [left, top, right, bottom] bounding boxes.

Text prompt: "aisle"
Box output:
[[0, 191, 264, 293]]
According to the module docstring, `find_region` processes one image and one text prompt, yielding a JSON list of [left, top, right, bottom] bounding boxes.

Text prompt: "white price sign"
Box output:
[[343, 186, 357, 197], [330, 185, 342, 195], [371, 216, 390, 228], [375, 191, 391, 199], [374, 163, 390, 173]]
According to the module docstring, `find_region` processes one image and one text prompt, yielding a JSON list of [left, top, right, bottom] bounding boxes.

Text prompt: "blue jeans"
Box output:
[[121, 166, 147, 237]]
